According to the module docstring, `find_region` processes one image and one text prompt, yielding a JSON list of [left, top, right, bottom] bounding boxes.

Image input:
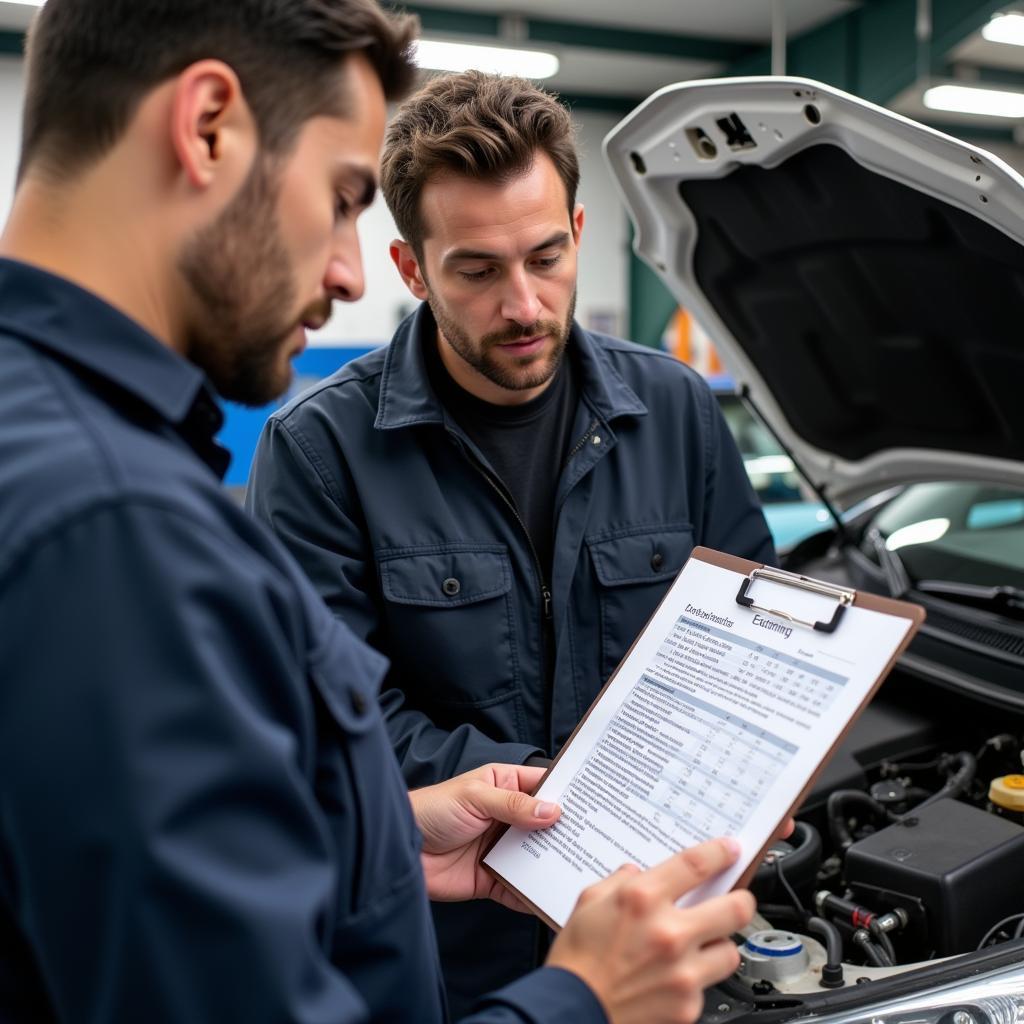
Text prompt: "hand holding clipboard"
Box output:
[[483, 547, 924, 928]]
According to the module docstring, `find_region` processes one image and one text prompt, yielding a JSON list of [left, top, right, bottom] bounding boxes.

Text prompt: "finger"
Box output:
[[780, 816, 796, 839], [467, 780, 561, 830], [511, 764, 549, 794], [644, 837, 741, 902], [580, 861, 642, 899], [670, 889, 755, 948], [490, 886, 539, 915], [688, 935, 744, 990], [483, 763, 549, 795]]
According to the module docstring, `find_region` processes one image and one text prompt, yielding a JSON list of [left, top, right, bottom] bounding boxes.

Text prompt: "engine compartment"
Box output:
[[717, 666, 1024, 1007]]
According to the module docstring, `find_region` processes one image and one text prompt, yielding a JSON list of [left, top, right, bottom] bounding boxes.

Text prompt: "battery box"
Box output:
[[845, 797, 1024, 957]]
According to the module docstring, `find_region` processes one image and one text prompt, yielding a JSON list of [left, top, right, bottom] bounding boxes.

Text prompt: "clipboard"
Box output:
[[481, 546, 925, 931]]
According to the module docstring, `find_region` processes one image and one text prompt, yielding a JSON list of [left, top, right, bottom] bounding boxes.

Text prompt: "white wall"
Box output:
[[0, 54, 630, 347], [0, 58, 25, 216]]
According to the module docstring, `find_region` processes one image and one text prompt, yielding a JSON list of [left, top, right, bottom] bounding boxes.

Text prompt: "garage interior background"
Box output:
[[0, 0, 1020, 482]]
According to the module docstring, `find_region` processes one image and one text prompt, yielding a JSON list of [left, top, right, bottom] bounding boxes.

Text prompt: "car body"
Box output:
[[606, 76, 1024, 1021]]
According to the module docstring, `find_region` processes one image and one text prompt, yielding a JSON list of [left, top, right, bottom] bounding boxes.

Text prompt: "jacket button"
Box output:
[[351, 691, 367, 715], [651, 551, 664, 571], [442, 577, 461, 597]]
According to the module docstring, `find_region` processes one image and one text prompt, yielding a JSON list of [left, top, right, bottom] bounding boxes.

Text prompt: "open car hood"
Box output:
[[604, 77, 1024, 505]]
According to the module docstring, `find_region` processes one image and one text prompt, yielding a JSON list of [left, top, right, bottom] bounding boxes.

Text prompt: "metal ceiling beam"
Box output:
[[392, 4, 756, 63], [524, 20, 754, 63], [394, 4, 502, 38], [726, 0, 1012, 103]]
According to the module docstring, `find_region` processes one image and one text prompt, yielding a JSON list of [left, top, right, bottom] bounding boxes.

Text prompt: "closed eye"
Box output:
[[458, 267, 495, 282], [335, 194, 351, 220]]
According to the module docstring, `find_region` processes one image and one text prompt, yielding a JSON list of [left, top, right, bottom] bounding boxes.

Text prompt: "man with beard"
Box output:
[[247, 71, 776, 1014], [0, 3, 757, 1022]]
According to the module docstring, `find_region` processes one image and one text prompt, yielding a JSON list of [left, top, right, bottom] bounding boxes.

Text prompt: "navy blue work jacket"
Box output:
[[0, 260, 605, 1024], [247, 304, 776, 1007]]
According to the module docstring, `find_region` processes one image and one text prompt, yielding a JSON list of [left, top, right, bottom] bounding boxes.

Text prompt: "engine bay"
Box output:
[[717, 668, 1024, 1009]]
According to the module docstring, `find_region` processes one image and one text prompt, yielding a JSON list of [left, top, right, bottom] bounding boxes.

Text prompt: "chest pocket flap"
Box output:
[[587, 524, 693, 587], [379, 546, 511, 607]]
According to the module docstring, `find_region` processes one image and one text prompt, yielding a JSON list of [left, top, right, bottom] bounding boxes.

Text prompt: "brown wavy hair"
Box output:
[[381, 70, 580, 256]]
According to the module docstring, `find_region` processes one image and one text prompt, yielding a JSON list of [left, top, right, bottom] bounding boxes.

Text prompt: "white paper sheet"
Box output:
[[483, 556, 916, 927]]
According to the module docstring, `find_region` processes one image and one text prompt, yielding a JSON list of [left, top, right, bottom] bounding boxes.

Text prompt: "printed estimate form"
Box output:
[[483, 551, 920, 928]]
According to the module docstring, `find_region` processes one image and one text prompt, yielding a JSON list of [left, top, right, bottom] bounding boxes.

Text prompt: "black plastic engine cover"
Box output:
[[845, 798, 1024, 957]]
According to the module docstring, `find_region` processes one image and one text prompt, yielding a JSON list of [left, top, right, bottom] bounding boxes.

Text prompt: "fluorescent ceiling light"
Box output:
[[413, 39, 559, 79], [982, 11, 1024, 46], [3, 1, 44, 6], [923, 83, 1024, 118]]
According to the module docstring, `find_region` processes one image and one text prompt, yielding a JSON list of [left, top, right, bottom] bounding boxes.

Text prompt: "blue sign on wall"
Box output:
[[219, 345, 376, 486]]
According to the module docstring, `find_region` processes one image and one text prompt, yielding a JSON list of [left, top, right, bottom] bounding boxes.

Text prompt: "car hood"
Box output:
[[604, 76, 1024, 505]]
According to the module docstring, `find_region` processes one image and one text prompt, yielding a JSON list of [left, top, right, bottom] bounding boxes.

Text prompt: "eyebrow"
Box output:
[[445, 230, 571, 264]]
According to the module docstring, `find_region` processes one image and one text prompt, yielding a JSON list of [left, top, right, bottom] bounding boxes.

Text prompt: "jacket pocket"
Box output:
[[306, 625, 422, 918], [586, 524, 694, 682], [378, 545, 519, 706]]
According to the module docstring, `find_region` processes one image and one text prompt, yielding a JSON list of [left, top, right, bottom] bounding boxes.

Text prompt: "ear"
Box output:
[[170, 59, 254, 190], [571, 203, 585, 247], [390, 239, 429, 301]]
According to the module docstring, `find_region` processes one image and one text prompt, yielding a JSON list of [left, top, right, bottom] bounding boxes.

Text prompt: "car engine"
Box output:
[[718, 673, 1024, 1006]]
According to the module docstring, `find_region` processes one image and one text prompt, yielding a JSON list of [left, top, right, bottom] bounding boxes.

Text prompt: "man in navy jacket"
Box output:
[[247, 71, 776, 1013], [0, 2, 759, 1022]]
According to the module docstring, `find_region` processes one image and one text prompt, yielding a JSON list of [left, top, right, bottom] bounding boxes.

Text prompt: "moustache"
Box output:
[[482, 321, 562, 347], [299, 297, 334, 331]]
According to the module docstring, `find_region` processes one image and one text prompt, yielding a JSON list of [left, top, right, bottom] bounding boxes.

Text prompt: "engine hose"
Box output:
[[827, 790, 895, 851], [869, 922, 897, 963], [754, 903, 807, 924], [908, 751, 977, 813], [806, 916, 845, 987], [853, 928, 892, 966]]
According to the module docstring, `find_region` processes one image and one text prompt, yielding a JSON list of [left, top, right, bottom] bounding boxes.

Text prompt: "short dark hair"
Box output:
[[19, 0, 418, 182], [381, 71, 580, 256]]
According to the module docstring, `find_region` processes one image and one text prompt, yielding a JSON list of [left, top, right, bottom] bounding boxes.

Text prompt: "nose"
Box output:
[[324, 228, 365, 303], [500, 267, 542, 326]]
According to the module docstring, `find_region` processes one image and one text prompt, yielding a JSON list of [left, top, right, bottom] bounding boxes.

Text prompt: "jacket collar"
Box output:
[[375, 301, 647, 430], [0, 258, 229, 477]]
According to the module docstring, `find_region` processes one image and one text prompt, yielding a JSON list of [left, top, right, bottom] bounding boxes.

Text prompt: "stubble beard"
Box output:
[[179, 157, 328, 408], [429, 286, 577, 394]]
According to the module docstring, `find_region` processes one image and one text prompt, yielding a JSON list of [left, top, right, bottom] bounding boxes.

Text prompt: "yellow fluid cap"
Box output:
[[989, 775, 1024, 812]]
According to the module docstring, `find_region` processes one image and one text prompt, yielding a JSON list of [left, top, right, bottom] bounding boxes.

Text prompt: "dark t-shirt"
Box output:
[[425, 336, 580, 582]]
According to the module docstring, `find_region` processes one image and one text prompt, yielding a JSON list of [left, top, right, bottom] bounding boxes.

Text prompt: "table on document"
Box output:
[[640, 614, 849, 841]]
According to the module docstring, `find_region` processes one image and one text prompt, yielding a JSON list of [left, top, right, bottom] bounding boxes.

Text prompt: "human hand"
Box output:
[[777, 816, 796, 841], [547, 838, 754, 1024], [410, 763, 559, 911]]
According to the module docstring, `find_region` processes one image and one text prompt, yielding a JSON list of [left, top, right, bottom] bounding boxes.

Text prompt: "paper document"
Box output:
[[483, 550, 920, 928]]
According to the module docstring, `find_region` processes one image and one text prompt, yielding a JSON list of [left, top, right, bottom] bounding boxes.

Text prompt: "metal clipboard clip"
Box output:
[[736, 566, 855, 635]]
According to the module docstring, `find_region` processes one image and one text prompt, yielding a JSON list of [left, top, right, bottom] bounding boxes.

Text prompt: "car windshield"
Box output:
[[715, 392, 830, 550], [859, 481, 1024, 599]]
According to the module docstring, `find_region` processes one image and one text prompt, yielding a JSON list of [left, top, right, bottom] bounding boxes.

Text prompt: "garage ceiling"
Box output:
[[395, 1, 1024, 147], [403, 0, 858, 100], [409, 0, 860, 40], [0, 2, 1021, 144]]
